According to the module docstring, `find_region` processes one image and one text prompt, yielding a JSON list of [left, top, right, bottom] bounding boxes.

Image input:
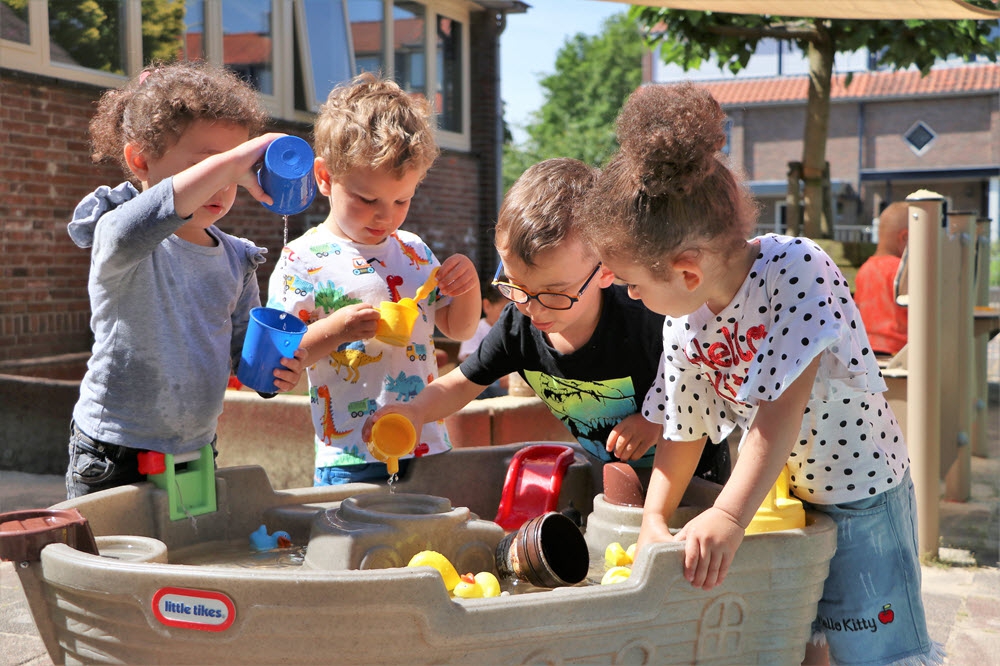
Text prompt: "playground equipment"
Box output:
[[0, 444, 837, 665]]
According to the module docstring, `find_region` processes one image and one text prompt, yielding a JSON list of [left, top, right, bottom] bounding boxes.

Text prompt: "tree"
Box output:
[[503, 12, 644, 191], [630, 6, 1000, 237]]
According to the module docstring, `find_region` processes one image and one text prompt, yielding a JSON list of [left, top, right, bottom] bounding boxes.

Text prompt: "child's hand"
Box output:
[[273, 348, 306, 393], [672, 506, 745, 591], [362, 404, 424, 443], [435, 254, 478, 297], [234, 132, 288, 205], [336, 302, 381, 342], [606, 413, 662, 462]]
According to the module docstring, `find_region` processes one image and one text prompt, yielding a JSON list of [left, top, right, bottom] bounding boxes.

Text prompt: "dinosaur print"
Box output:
[[394, 234, 431, 268], [385, 370, 425, 402], [329, 341, 384, 383], [386, 274, 404, 302], [315, 384, 353, 444]]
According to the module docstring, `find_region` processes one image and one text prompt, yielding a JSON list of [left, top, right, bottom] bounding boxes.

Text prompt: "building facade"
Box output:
[[648, 42, 1000, 244], [0, 0, 526, 361]]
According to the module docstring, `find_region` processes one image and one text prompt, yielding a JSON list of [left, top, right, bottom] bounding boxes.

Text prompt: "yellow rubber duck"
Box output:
[[601, 566, 632, 585], [453, 571, 502, 598], [604, 542, 637, 568], [407, 550, 461, 592]]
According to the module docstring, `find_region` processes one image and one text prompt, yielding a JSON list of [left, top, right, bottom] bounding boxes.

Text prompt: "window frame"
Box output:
[[1, 0, 472, 151]]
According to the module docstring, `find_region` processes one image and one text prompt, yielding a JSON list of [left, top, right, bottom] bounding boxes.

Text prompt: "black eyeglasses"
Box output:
[[491, 262, 602, 311]]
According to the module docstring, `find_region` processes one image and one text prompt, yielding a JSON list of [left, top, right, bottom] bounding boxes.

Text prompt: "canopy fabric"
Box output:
[[596, 0, 1000, 20]]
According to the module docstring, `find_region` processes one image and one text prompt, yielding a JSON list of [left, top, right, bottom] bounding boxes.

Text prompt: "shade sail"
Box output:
[[596, 0, 1000, 20]]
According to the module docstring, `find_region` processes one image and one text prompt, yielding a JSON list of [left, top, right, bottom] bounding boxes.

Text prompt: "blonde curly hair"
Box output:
[[313, 72, 439, 180]]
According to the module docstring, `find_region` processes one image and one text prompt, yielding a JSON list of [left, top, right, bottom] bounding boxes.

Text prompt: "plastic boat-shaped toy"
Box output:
[[0, 443, 835, 665]]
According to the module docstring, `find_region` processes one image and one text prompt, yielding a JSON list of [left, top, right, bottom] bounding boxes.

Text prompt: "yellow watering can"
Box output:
[[375, 268, 439, 347], [367, 413, 417, 474]]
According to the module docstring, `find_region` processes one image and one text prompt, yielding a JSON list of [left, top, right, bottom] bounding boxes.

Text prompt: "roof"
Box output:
[[595, 0, 1000, 20], [683, 63, 1000, 106]]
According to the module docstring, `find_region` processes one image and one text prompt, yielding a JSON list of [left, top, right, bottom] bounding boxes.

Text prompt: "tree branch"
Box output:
[[704, 23, 820, 42]]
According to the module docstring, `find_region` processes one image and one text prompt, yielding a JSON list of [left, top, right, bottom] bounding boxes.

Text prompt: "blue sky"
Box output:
[[500, 0, 626, 144]]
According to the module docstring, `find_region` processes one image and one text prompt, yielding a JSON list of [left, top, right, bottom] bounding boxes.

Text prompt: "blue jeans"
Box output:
[[66, 422, 216, 499], [314, 459, 413, 486], [804, 469, 943, 665]]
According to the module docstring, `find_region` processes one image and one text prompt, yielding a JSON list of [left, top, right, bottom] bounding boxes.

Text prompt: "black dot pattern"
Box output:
[[645, 234, 909, 504]]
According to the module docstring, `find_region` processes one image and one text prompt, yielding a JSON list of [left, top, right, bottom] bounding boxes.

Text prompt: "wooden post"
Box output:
[[906, 195, 944, 560]]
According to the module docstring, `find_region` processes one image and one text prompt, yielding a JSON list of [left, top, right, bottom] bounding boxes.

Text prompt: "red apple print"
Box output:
[[878, 604, 894, 624]]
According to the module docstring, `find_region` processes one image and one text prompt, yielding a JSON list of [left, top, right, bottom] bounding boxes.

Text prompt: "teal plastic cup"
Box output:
[[237, 307, 307, 394]]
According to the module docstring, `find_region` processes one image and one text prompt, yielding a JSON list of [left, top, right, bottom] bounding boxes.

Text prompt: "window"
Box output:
[[904, 120, 936, 156], [1, 0, 471, 148]]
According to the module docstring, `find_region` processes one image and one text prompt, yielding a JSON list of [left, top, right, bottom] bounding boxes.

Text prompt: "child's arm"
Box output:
[[606, 413, 664, 462], [362, 366, 489, 441], [298, 303, 381, 364], [434, 254, 482, 341], [673, 356, 820, 591], [170, 132, 286, 217], [638, 437, 707, 546]]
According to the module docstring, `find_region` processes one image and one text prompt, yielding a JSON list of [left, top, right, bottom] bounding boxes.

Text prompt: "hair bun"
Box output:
[[616, 82, 727, 198]]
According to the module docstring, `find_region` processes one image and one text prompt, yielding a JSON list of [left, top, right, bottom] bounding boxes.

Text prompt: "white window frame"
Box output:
[[2, 0, 472, 151]]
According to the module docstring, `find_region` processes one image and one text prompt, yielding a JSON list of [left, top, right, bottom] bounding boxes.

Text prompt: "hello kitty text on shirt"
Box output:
[[683, 321, 766, 402]]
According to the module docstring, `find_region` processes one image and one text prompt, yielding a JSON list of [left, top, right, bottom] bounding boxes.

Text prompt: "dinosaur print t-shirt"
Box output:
[[267, 225, 450, 469], [460, 285, 665, 464], [648, 234, 909, 505]]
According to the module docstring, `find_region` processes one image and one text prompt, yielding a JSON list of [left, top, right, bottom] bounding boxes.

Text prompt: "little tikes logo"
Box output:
[[683, 322, 767, 401], [152, 587, 235, 632]]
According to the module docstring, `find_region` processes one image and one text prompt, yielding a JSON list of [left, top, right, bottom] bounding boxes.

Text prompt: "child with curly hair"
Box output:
[[66, 61, 304, 498], [578, 83, 941, 666]]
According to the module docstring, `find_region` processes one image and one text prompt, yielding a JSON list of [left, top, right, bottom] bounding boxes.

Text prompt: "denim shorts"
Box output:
[[314, 459, 412, 486], [804, 469, 944, 666]]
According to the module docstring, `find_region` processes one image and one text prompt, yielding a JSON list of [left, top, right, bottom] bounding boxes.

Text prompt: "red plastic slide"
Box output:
[[494, 444, 575, 531]]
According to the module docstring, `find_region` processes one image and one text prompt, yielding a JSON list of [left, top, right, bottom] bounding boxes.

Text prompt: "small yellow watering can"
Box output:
[[367, 413, 417, 474], [375, 268, 439, 347]]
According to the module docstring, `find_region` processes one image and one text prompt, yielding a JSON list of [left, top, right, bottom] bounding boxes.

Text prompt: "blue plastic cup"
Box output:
[[257, 135, 317, 216], [237, 307, 307, 394]]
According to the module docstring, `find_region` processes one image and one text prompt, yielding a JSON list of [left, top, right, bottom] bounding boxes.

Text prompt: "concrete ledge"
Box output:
[[216, 391, 574, 489]]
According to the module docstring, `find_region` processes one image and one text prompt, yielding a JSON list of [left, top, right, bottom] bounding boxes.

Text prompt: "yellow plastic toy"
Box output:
[[453, 571, 502, 598], [375, 268, 439, 346], [367, 413, 417, 475], [407, 550, 461, 591], [601, 566, 632, 585], [604, 542, 636, 568], [745, 466, 806, 535]]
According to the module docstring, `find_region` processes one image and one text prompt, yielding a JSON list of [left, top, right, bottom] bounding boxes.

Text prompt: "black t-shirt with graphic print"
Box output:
[[460, 285, 669, 467]]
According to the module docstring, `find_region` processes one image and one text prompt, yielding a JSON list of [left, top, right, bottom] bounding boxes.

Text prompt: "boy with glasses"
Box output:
[[364, 158, 729, 482]]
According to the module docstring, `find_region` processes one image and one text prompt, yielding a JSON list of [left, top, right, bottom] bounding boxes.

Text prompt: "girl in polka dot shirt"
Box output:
[[579, 83, 941, 666]]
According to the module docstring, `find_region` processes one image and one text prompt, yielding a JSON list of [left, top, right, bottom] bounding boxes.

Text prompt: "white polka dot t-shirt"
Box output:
[[642, 234, 909, 504]]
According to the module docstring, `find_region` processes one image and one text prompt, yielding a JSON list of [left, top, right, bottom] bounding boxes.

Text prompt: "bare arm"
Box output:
[[362, 366, 488, 441], [171, 133, 285, 218], [637, 437, 707, 547], [675, 355, 820, 590], [434, 254, 482, 341], [298, 303, 381, 364]]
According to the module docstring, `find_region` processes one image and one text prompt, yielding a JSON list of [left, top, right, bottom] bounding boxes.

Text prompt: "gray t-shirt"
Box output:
[[68, 179, 264, 454]]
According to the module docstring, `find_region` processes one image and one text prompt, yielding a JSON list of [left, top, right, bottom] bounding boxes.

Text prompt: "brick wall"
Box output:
[[1, 27, 500, 363]]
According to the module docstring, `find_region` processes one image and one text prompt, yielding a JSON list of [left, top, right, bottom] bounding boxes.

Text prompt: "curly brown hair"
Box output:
[[496, 158, 599, 267], [313, 72, 439, 180], [579, 82, 758, 277], [89, 60, 269, 175]]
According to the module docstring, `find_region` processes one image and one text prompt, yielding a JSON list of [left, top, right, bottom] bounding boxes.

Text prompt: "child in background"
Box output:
[[66, 61, 304, 499], [458, 282, 509, 398], [578, 82, 939, 666], [268, 72, 481, 486], [854, 201, 909, 356], [364, 158, 729, 483]]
